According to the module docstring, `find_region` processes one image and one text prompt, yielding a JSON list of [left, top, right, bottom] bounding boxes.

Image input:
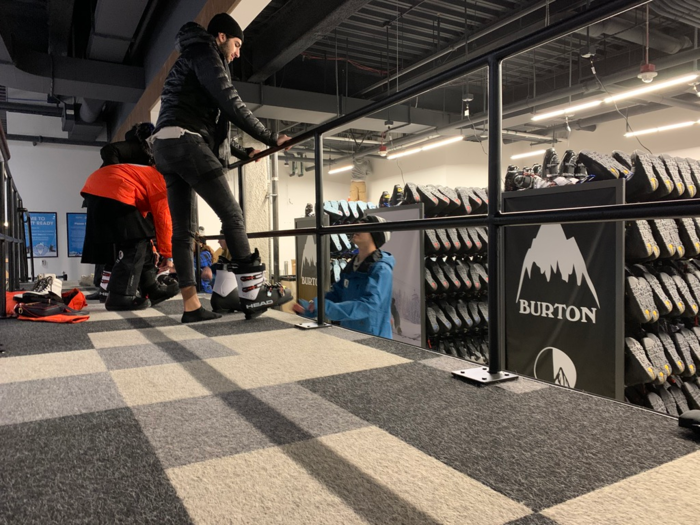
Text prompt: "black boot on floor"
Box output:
[[143, 280, 179, 307], [105, 293, 151, 311]]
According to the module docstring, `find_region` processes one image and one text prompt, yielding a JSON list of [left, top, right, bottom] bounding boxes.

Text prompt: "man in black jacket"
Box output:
[[152, 13, 292, 323]]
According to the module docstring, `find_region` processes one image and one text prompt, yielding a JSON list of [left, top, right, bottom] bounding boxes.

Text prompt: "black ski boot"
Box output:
[[234, 250, 293, 319], [211, 262, 241, 313]]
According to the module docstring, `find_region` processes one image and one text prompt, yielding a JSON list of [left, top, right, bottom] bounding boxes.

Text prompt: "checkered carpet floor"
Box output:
[[1, 294, 699, 524]]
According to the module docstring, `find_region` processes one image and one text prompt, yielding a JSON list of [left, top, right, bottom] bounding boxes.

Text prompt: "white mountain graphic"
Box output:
[[516, 224, 599, 307], [302, 235, 316, 266]]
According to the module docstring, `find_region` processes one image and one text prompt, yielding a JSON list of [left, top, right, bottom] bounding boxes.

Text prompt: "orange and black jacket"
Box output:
[[81, 164, 173, 258]]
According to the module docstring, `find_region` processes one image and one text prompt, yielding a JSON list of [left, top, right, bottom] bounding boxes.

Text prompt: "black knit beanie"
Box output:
[[361, 215, 391, 248], [207, 13, 244, 42]]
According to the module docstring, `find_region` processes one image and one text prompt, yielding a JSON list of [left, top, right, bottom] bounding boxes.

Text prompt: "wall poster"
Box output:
[[67, 213, 87, 257], [24, 212, 58, 258]]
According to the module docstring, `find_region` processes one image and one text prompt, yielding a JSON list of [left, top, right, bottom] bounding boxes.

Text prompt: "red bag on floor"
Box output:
[[7, 288, 89, 323]]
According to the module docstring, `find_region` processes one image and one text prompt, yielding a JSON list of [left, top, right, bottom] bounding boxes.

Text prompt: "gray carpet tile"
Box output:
[[421, 355, 480, 372], [0, 319, 95, 357], [355, 336, 438, 361], [87, 316, 181, 331], [187, 316, 293, 337], [507, 513, 560, 524], [98, 339, 239, 370], [299, 362, 700, 511], [325, 327, 376, 342], [0, 408, 192, 524], [132, 383, 369, 468], [0, 373, 127, 426], [155, 296, 212, 316]]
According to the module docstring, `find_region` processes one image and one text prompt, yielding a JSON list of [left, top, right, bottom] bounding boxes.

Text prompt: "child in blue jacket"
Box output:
[[293, 215, 395, 338]]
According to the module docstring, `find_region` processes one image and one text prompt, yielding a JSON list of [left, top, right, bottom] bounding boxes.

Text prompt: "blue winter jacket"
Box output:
[[307, 250, 395, 338]]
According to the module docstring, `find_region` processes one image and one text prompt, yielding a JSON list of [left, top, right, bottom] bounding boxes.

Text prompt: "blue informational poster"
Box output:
[[24, 212, 58, 258], [67, 213, 87, 257]]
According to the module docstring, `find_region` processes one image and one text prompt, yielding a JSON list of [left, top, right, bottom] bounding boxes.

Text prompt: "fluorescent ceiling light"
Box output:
[[387, 147, 421, 160], [531, 100, 602, 121], [421, 135, 465, 151], [624, 120, 697, 138], [510, 149, 546, 160], [603, 74, 699, 104], [328, 164, 353, 174], [387, 136, 464, 160]]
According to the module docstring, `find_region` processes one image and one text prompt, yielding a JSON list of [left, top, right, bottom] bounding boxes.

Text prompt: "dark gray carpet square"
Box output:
[[87, 316, 181, 331], [187, 316, 291, 337], [0, 373, 126, 426], [133, 383, 369, 468], [300, 362, 700, 511], [0, 408, 192, 524], [356, 337, 437, 361], [0, 319, 95, 357]]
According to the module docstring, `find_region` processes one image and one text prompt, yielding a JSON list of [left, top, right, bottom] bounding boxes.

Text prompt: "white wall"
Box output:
[[6, 141, 101, 281], [369, 139, 490, 196], [275, 161, 349, 276], [504, 107, 700, 165]]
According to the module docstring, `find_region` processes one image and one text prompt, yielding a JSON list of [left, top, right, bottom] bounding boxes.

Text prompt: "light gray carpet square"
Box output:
[[132, 383, 369, 468], [421, 356, 480, 372], [97, 339, 239, 370], [496, 377, 550, 394], [0, 373, 126, 425]]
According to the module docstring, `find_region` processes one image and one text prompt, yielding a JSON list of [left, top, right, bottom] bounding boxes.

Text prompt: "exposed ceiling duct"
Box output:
[[578, 17, 692, 54], [651, 0, 700, 30]]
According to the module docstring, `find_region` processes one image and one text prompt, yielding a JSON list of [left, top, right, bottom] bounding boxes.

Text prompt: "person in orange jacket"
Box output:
[[81, 163, 178, 310]]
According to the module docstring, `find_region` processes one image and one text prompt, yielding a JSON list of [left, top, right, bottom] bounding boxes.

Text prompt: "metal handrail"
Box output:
[[219, 0, 658, 375]]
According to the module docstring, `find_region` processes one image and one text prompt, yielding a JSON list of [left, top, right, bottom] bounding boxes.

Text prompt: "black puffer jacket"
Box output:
[[156, 22, 278, 155]]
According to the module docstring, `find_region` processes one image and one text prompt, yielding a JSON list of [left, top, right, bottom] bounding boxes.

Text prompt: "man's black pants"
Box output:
[[153, 133, 250, 289]]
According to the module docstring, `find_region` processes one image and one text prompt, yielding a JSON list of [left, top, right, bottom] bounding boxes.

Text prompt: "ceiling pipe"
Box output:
[[357, 0, 560, 96], [651, 0, 700, 30], [577, 18, 691, 54], [0, 101, 63, 117], [6, 134, 107, 147]]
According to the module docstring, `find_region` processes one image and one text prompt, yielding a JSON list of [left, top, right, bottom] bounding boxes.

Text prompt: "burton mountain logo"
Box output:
[[301, 236, 318, 286], [516, 224, 599, 324], [534, 346, 577, 388]]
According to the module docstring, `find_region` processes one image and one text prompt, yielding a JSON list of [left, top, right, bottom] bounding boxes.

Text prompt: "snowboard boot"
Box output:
[[234, 250, 293, 319], [542, 147, 560, 175], [612, 150, 633, 171], [211, 262, 241, 313], [390, 185, 404, 206], [143, 279, 179, 307], [674, 157, 696, 198]]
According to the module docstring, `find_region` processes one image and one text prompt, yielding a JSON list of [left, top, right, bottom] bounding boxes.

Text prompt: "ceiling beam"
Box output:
[[0, 46, 145, 102], [47, 0, 76, 57], [247, 0, 374, 83]]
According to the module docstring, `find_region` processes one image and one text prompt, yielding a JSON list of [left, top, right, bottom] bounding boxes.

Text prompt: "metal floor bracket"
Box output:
[[295, 321, 332, 330], [452, 366, 518, 385]]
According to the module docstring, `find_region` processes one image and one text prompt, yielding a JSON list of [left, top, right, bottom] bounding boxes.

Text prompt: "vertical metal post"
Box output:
[[487, 56, 502, 375], [314, 132, 326, 325], [238, 166, 245, 216], [452, 57, 516, 385]]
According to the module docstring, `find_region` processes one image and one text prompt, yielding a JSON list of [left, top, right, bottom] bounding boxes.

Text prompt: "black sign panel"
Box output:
[[503, 180, 624, 400], [294, 216, 329, 303]]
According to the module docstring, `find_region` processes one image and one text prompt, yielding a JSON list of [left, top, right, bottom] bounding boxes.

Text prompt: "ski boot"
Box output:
[[234, 250, 293, 319], [211, 262, 241, 313]]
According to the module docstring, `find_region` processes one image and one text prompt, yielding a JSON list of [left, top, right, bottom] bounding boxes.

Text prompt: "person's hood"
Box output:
[[376, 251, 395, 270], [176, 22, 216, 53]]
